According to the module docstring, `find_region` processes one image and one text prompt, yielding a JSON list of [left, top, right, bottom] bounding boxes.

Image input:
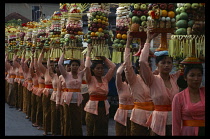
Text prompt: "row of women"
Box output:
[[5, 28, 205, 136]]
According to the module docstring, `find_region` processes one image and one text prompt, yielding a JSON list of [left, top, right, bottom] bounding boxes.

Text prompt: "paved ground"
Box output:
[[5, 103, 116, 136]]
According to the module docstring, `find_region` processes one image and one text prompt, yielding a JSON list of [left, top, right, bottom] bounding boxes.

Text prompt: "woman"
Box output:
[[84, 45, 116, 136], [56, 60, 71, 136], [48, 58, 61, 136], [5, 54, 16, 107], [38, 49, 53, 136], [114, 63, 134, 136], [22, 57, 33, 120], [58, 52, 85, 136], [30, 53, 39, 127], [172, 64, 205, 136], [139, 28, 181, 136], [123, 31, 158, 136], [33, 54, 45, 130]]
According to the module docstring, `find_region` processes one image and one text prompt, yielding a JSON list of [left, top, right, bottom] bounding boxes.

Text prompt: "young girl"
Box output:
[[84, 45, 116, 136], [172, 64, 205, 136]]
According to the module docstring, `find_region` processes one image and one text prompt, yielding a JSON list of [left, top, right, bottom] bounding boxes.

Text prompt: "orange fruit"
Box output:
[[90, 32, 95, 37], [122, 34, 127, 40], [167, 11, 175, 18], [161, 10, 168, 17], [98, 28, 103, 32], [116, 33, 122, 39], [97, 19, 102, 23]]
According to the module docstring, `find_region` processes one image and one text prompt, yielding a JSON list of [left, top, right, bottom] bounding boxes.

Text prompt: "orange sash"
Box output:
[[183, 120, 205, 127], [39, 83, 45, 88], [119, 104, 134, 110], [53, 88, 57, 91], [33, 85, 39, 87], [89, 95, 107, 101], [134, 102, 154, 111], [66, 88, 81, 92], [27, 80, 32, 83], [20, 76, 24, 79], [154, 105, 172, 111], [10, 75, 16, 78]]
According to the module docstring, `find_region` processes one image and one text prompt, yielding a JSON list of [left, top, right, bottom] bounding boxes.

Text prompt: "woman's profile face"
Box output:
[[92, 63, 104, 77], [185, 68, 203, 89], [156, 56, 173, 74], [65, 64, 71, 72]]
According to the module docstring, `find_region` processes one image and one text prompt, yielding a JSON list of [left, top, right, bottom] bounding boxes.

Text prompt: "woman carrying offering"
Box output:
[[58, 49, 85, 136], [84, 45, 116, 136], [114, 63, 134, 136], [139, 28, 181, 136], [123, 31, 158, 136]]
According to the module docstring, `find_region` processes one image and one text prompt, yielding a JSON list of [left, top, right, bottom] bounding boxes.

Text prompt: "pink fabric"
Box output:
[[114, 64, 134, 126], [84, 56, 116, 115], [56, 75, 66, 105], [124, 47, 153, 127], [139, 43, 181, 136], [58, 53, 85, 106], [32, 85, 39, 95], [27, 82, 33, 91], [50, 73, 59, 102], [36, 88, 44, 97], [43, 87, 52, 97], [172, 87, 205, 136]]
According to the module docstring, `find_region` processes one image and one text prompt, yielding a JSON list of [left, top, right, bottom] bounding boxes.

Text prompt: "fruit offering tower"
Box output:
[[64, 3, 87, 59], [168, 3, 205, 65], [85, 3, 111, 59], [175, 3, 205, 35], [112, 3, 131, 63], [5, 26, 18, 60], [48, 11, 63, 60]]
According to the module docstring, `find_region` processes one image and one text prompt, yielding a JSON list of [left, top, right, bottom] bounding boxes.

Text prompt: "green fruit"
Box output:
[[176, 14, 180, 21], [114, 39, 120, 44], [175, 28, 187, 35], [87, 39, 92, 43], [176, 20, 188, 28], [118, 43, 123, 47], [129, 12, 133, 18], [132, 16, 140, 24], [179, 12, 188, 20], [120, 40, 126, 45], [188, 20, 195, 27]]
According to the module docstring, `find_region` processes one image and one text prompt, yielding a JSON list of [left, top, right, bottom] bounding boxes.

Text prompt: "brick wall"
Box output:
[[153, 33, 172, 48]]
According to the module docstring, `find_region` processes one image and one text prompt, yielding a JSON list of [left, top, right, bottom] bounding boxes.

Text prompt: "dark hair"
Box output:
[[121, 70, 126, 82], [184, 64, 203, 78], [155, 55, 173, 64], [90, 60, 104, 76], [135, 58, 152, 74], [69, 60, 80, 66]]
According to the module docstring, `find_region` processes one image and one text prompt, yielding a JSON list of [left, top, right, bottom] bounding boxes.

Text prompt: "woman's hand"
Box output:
[[146, 27, 159, 43], [127, 31, 133, 43]]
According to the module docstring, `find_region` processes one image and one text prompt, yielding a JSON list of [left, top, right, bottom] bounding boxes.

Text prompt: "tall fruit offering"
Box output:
[[85, 3, 111, 58], [112, 3, 131, 63]]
